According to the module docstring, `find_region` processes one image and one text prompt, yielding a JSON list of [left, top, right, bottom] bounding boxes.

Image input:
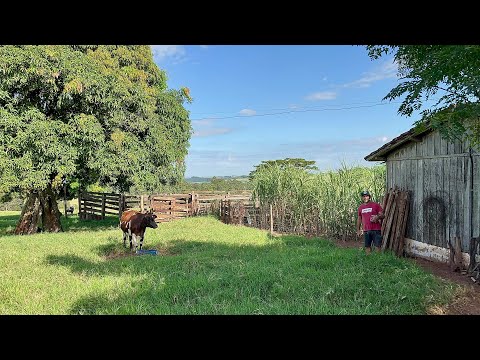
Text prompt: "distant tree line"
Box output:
[[179, 177, 253, 192]]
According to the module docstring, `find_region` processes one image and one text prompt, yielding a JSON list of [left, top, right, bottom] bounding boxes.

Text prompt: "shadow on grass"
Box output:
[[0, 213, 120, 236], [45, 239, 266, 314], [61, 215, 119, 232], [43, 235, 331, 314], [42, 233, 447, 315], [0, 214, 21, 237]]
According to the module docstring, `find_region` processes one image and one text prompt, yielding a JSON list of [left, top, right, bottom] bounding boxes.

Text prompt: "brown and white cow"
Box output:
[[120, 210, 158, 251]]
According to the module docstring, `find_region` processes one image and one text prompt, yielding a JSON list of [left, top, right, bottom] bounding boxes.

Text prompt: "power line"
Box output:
[[190, 98, 438, 121], [189, 99, 393, 116], [189, 101, 405, 121]]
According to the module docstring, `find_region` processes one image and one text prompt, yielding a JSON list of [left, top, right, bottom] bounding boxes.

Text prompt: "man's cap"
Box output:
[[360, 191, 371, 197]]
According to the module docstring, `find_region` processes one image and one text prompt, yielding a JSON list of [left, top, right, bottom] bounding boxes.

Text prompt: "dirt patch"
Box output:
[[332, 239, 364, 249], [427, 286, 480, 315], [104, 246, 178, 260], [332, 239, 480, 315], [411, 257, 480, 315]]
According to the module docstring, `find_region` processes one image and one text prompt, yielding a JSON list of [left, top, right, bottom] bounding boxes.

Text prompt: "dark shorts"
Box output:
[[364, 230, 382, 248]]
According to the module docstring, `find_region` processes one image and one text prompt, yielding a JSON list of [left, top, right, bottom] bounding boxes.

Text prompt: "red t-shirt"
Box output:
[[358, 201, 383, 231]]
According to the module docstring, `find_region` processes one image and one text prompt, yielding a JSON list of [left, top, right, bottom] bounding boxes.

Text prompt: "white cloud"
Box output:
[[185, 150, 245, 177], [150, 45, 186, 63], [193, 128, 232, 137], [341, 60, 397, 89], [185, 135, 390, 177], [192, 119, 214, 126], [191, 117, 232, 137], [305, 91, 337, 101], [199, 45, 209, 49], [239, 109, 257, 116]]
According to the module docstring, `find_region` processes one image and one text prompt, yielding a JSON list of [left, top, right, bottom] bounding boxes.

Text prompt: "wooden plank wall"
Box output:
[[473, 154, 480, 240], [195, 191, 253, 215], [150, 194, 193, 222], [386, 130, 479, 251], [79, 192, 122, 219], [79, 191, 254, 223]]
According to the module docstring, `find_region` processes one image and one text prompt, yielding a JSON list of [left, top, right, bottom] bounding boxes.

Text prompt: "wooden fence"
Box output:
[[78, 192, 123, 220], [150, 194, 195, 222], [219, 200, 278, 232], [78, 191, 253, 223], [79, 190, 374, 240], [219, 189, 414, 256], [194, 191, 252, 215]]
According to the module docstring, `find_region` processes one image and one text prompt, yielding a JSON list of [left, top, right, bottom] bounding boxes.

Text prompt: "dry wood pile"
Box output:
[[380, 187, 410, 256]]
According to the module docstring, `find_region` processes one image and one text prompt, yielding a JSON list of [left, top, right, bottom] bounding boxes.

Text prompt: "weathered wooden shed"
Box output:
[[365, 126, 479, 261]]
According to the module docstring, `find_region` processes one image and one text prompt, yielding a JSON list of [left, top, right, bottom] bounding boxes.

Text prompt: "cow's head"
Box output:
[[145, 213, 158, 228]]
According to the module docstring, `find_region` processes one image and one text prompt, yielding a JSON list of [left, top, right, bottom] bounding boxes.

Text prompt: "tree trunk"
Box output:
[[39, 184, 63, 233], [14, 192, 42, 235]]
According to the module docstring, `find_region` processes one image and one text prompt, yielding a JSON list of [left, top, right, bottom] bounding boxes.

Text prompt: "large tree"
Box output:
[[366, 45, 480, 149], [0, 45, 192, 234]]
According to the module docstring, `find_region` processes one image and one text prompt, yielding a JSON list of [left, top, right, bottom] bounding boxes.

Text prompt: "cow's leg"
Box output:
[[139, 236, 144, 250], [123, 231, 127, 247], [131, 233, 138, 251], [128, 227, 133, 249]]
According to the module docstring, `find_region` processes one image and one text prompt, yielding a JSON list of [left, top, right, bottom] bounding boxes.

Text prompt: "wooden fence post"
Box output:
[[78, 192, 82, 219], [270, 203, 273, 235], [118, 194, 124, 218], [190, 191, 194, 216], [227, 199, 231, 224], [101, 193, 106, 219], [219, 199, 222, 220]]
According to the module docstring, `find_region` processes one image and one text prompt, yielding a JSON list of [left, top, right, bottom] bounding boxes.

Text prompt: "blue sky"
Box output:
[[151, 45, 424, 178]]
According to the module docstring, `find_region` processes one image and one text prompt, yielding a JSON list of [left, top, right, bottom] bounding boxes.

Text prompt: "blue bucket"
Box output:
[[135, 249, 158, 256]]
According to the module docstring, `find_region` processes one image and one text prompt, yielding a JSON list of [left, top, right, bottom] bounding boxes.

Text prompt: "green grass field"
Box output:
[[0, 212, 457, 314]]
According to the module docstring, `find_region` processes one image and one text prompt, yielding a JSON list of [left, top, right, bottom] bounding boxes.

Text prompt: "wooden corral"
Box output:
[[78, 191, 254, 223], [149, 194, 194, 222], [366, 126, 480, 262], [195, 191, 252, 215], [219, 197, 256, 226], [78, 192, 123, 220]]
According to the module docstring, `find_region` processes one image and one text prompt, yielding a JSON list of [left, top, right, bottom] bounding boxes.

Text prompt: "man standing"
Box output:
[[357, 190, 384, 254]]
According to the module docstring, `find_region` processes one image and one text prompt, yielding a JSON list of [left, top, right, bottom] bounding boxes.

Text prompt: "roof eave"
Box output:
[[364, 126, 432, 162]]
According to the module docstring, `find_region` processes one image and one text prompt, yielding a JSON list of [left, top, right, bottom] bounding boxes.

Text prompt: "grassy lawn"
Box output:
[[0, 212, 457, 314]]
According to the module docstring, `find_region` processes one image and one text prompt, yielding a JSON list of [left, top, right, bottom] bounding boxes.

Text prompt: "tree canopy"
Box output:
[[0, 45, 192, 195], [366, 45, 480, 149], [0, 45, 192, 233]]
